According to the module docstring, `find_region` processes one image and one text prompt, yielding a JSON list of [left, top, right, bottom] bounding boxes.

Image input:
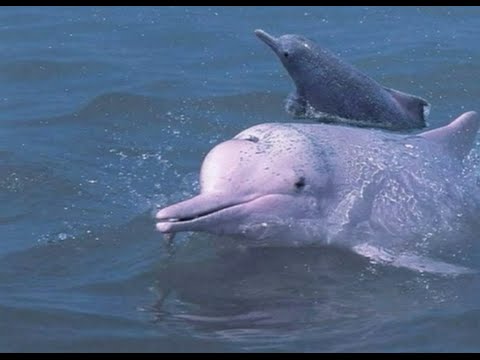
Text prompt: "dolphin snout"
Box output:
[[155, 206, 179, 234], [254, 29, 279, 50]]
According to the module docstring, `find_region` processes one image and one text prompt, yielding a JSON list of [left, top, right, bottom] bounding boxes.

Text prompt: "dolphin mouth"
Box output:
[[156, 202, 242, 224], [254, 29, 279, 50], [155, 194, 263, 234]]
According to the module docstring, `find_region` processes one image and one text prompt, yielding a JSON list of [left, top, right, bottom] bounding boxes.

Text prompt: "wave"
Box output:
[[0, 160, 80, 199], [12, 90, 287, 130], [0, 59, 110, 82]]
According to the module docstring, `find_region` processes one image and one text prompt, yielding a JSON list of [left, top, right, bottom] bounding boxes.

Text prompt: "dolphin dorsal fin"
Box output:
[[419, 111, 479, 159], [384, 87, 430, 128]]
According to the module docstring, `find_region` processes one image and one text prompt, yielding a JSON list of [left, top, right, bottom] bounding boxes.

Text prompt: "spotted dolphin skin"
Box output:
[[254, 29, 430, 131], [156, 112, 480, 274]]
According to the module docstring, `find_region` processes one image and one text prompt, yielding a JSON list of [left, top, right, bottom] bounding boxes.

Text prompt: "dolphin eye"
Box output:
[[283, 51, 289, 58], [294, 176, 306, 191]]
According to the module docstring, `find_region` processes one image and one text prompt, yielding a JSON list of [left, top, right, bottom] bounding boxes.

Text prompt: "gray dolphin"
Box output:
[[255, 29, 430, 130], [156, 112, 480, 274]]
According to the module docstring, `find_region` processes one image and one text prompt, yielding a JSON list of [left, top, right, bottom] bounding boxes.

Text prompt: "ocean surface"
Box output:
[[1, 6, 480, 352]]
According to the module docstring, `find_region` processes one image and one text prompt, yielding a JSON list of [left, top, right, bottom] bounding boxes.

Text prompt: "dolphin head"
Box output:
[[255, 29, 321, 84], [156, 124, 335, 245]]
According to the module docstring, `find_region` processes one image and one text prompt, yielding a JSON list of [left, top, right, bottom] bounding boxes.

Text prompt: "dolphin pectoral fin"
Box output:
[[353, 243, 476, 276], [384, 87, 430, 128], [285, 90, 307, 118], [420, 111, 479, 159]]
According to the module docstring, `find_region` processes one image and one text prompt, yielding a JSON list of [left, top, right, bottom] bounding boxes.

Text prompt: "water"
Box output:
[[1, 6, 480, 352]]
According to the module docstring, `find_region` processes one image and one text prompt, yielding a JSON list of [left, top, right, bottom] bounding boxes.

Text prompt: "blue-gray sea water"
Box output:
[[2, 6, 480, 352]]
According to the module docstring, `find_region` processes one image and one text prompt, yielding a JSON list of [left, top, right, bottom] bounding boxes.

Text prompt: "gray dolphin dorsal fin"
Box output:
[[419, 111, 479, 159], [384, 87, 431, 128]]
